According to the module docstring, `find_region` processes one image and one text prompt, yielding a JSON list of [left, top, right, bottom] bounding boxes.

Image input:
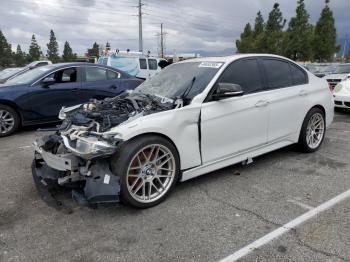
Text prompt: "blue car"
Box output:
[[0, 63, 144, 137]]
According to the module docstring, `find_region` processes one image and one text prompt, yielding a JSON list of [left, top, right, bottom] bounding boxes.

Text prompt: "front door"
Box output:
[[23, 67, 82, 122], [200, 58, 269, 163]]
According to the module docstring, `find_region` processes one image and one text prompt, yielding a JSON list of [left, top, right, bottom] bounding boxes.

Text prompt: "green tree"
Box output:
[[236, 23, 254, 53], [263, 3, 286, 54], [47, 29, 60, 63], [14, 44, 27, 66], [87, 42, 100, 58], [313, 0, 337, 62], [252, 11, 265, 52], [62, 41, 76, 62], [28, 34, 42, 62], [253, 11, 265, 38], [0, 30, 13, 68], [284, 0, 313, 61]]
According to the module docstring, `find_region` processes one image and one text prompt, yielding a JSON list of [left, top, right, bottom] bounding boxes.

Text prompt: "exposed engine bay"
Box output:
[[32, 91, 178, 209]]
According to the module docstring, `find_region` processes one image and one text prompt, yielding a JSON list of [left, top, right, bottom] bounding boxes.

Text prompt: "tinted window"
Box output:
[[219, 59, 262, 93], [107, 70, 120, 80], [85, 67, 107, 81], [263, 59, 292, 88], [46, 68, 77, 83], [148, 59, 158, 70], [139, 58, 147, 69], [290, 63, 307, 85]]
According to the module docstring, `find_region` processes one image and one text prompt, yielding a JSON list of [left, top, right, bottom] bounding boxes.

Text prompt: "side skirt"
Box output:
[[180, 139, 293, 182]]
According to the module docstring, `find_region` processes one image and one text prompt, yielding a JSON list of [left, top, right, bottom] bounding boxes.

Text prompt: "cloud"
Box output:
[[0, 0, 349, 56]]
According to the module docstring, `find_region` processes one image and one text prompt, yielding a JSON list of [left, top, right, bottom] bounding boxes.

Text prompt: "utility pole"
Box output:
[[156, 23, 167, 58], [160, 23, 164, 58], [138, 0, 143, 53]]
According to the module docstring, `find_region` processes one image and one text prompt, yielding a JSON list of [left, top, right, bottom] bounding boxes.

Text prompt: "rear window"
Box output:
[[139, 58, 147, 69], [148, 59, 158, 70], [262, 59, 293, 89]]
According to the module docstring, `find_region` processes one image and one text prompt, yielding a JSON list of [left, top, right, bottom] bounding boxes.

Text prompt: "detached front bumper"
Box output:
[[32, 134, 121, 207]]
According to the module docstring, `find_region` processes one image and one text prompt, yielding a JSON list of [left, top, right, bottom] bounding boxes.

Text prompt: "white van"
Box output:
[[97, 51, 162, 79]]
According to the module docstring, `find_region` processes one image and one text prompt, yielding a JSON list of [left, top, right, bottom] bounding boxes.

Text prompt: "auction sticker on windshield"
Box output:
[[198, 62, 223, 68]]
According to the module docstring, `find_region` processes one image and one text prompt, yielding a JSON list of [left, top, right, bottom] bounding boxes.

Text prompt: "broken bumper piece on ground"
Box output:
[[32, 134, 121, 207]]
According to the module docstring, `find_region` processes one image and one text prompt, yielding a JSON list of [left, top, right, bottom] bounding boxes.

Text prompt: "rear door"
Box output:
[[200, 58, 270, 163], [81, 66, 127, 100], [261, 58, 309, 142]]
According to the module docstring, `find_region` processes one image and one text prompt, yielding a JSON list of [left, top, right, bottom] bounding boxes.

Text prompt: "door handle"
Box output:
[[110, 85, 118, 89], [255, 100, 269, 107], [71, 88, 78, 92], [299, 90, 308, 96]]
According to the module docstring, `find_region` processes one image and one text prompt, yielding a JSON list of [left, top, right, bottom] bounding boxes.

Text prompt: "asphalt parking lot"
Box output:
[[0, 111, 349, 262]]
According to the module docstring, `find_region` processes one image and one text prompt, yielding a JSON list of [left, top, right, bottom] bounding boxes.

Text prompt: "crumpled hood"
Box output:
[[58, 91, 175, 134]]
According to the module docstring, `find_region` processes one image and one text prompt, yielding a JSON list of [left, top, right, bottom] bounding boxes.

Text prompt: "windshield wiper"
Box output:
[[180, 76, 196, 100]]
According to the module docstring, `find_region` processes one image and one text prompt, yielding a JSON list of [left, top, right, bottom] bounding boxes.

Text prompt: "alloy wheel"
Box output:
[[126, 144, 176, 203], [306, 112, 325, 149]]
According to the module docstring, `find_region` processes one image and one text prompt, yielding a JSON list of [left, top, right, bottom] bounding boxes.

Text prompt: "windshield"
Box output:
[[306, 64, 320, 73], [135, 61, 222, 100], [334, 65, 350, 74], [5, 65, 55, 85], [0, 68, 23, 79]]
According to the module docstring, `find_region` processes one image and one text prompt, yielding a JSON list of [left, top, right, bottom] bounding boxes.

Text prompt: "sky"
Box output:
[[0, 0, 349, 56]]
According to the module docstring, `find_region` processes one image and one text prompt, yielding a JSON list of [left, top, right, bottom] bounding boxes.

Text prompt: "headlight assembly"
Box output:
[[62, 135, 117, 160], [333, 83, 343, 93]]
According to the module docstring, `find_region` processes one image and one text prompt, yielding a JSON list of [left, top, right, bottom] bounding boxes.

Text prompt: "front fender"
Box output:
[[106, 105, 202, 170]]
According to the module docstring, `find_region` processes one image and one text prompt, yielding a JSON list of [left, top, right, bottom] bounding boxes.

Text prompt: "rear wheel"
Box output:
[[0, 105, 20, 137], [111, 135, 180, 208], [298, 108, 325, 153]]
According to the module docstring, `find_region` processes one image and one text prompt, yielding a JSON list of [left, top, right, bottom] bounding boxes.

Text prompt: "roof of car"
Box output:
[[179, 54, 296, 64], [44, 62, 126, 74]]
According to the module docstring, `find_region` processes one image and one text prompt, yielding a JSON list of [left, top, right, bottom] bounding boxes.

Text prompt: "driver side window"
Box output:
[[44, 68, 77, 84], [219, 59, 262, 94]]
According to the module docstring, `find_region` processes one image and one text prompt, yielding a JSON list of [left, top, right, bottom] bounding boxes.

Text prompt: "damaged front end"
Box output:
[[32, 91, 174, 207]]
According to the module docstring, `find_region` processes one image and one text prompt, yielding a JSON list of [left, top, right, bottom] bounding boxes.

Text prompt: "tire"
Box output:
[[111, 135, 180, 208], [298, 108, 326, 153], [0, 104, 20, 137]]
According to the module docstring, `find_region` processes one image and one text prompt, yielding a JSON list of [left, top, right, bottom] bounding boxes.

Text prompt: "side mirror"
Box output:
[[41, 77, 55, 87], [212, 83, 244, 100]]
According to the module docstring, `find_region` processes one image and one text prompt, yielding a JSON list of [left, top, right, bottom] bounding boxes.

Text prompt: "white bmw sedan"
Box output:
[[32, 54, 334, 208]]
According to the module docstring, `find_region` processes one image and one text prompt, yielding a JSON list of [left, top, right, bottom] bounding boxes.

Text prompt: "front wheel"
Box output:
[[298, 108, 326, 153], [111, 135, 180, 208]]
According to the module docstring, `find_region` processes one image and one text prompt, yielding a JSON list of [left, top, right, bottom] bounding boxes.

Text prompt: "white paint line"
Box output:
[[287, 199, 314, 210], [220, 189, 350, 262], [18, 145, 32, 149]]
